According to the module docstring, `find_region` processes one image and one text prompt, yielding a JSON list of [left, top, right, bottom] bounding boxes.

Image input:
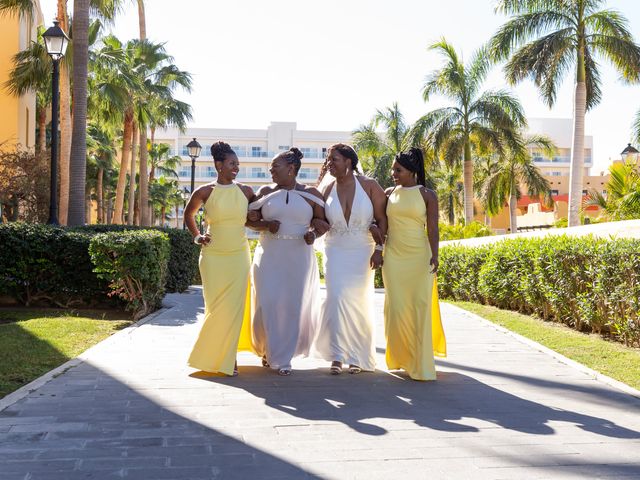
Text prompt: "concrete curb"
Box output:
[[0, 302, 175, 413], [445, 302, 640, 400]]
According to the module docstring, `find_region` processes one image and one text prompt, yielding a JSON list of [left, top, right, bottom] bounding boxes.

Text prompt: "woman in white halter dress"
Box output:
[[311, 144, 387, 374], [248, 148, 326, 375]]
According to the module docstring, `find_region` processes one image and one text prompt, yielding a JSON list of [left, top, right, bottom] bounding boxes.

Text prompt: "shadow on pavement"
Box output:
[[203, 366, 640, 440]]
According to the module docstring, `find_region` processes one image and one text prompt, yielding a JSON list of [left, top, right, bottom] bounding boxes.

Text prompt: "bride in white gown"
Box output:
[[311, 144, 388, 374], [248, 148, 327, 376]]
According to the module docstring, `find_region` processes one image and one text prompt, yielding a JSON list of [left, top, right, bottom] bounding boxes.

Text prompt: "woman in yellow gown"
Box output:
[[381, 147, 446, 381], [184, 142, 255, 377]]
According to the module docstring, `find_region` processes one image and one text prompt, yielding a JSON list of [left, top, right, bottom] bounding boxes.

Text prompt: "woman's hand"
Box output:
[[195, 233, 212, 246], [311, 218, 330, 235], [268, 220, 281, 234], [369, 224, 384, 245], [430, 256, 439, 274], [370, 250, 383, 269], [247, 210, 261, 222], [303, 230, 317, 245]]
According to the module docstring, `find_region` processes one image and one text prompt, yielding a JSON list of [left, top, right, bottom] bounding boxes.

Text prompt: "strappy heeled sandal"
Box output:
[[278, 368, 291, 376], [330, 361, 343, 375], [348, 365, 362, 374], [261, 356, 270, 368]]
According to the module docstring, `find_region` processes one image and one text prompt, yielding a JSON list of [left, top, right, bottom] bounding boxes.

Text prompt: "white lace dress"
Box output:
[[249, 189, 324, 370], [311, 177, 377, 371]]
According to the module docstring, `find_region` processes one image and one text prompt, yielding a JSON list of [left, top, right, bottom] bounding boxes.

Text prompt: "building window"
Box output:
[[278, 145, 289, 150], [298, 167, 319, 180], [252, 146, 263, 157], [179, 166, 190, 178], [205, 166, 217, 178]]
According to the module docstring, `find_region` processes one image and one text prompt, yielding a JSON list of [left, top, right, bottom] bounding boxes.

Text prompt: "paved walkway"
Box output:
[[1, 289, 639, 480]]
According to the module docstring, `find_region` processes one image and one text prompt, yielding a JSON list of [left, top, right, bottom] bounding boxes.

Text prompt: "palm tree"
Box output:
[[149, 176, 179, 226], [148, 142, 181, 181], [417, 38, 526, 225], [434, 161, 464, 225], [490, 0, 640, 227], [633, 109, 640, 145], [86, 123, 116, 223], [353, 103, 430, 189], [66, 0, 91, 226], [584, 160, 640, 221], [481, 135, 556, 233]]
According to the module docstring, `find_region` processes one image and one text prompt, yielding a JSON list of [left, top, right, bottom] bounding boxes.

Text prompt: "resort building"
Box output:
[[0, 4, 43, 151], [153, 122, 350, 224]]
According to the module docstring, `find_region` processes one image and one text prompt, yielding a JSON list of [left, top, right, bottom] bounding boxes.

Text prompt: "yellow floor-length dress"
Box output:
[[188, 183, 253, 376], [382, 186, 446, 381]]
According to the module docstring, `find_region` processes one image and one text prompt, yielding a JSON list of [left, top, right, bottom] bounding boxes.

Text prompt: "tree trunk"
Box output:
[[448, 194, 454, 225], [67, 0, 90, 226], [137, 0, 146, 40], [161, 205, 166, 226], [37, 105, 47, 154], [128, 122, 138, 225], [509, 193, 518, 234], [96, 167, 103, 223], [568, 82, 587, 227], [175, 205, 180, 228], [57, 2, 72, 225], [85, 193, 92, 224], [463, 139, 474, 224], [139, 129, 150, 226], [113, 109, 134, 224]]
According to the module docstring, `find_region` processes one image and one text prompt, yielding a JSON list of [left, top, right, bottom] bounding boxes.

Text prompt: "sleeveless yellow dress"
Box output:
[[382, 186, 446, 381], [188, 183, 253, 376]]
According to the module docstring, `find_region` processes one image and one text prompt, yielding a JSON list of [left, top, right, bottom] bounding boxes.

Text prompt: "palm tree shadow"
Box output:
[[201, 366, 640, 440]]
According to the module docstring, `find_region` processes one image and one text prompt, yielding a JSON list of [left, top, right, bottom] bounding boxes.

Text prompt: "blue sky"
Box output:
[[44, 0, 640, 172]]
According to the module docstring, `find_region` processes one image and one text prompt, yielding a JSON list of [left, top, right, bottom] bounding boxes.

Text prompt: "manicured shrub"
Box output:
[[74, 225, 198, 293], [439, 234, 640, 347], [89, 230, 170, 319], [0, 223, 111, 307]]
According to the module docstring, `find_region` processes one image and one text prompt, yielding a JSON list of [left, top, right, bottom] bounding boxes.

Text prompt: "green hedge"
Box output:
[[439, 235, 640, 347], [74, 225, 198, 293], [0, 223, 112, 307], [89, 230, 170, 319]]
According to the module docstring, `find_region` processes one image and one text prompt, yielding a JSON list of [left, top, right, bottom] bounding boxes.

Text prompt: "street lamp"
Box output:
[[181, 187, 190, 230], [621, 143, 639, 163], [186, 138, 202, 195], [42, 21, 69, 225]]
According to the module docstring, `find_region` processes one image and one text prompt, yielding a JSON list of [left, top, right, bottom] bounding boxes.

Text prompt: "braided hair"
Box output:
[[396, 147, 426, 187], [211, 141, 235, 163], [317, 143, 360, 183], [274, 147, 304, 175]]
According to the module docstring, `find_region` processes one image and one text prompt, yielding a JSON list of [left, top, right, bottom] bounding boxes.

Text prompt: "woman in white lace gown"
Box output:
[[248, 148, 327, 376], [311, 144, 388, 374]]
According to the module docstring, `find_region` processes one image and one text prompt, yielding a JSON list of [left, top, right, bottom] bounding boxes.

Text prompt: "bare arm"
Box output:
[[422, 188, 439, 273], [368, 179, 388, 240], [184, 185, 213, 244], [245, 185, 280, 233]]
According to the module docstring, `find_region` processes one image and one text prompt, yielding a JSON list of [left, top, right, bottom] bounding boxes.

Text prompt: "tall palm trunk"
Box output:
[[96, 167, 104, 223], [139, 129, 150, 225], [175, 205, 179, 228], [67, 0, 90, 226], [57, 2, 72, 224], [137, 0, 151, 226], [113, 109, 134, 224], [85, 193, 92, 224], [37, 105, 47, 154], [137, 0, 146, 40], [509, 193, 518, 234], [568, 85, 586, 227], [463, 137, 474, 224], [160, 205, 166, 226], [128, 122, 138, 225], [448, 193, 454, 225]]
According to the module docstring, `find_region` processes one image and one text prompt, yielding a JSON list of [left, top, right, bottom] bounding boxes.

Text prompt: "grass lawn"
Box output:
[[0, 309, 132, 398], [448, 301, 640, 391]]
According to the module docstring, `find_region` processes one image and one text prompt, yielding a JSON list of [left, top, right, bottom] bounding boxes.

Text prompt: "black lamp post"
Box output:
[[43, 21, 69, 225], [181, 187, 190, 230], [621, 143, 639, 163], [186, 138, 202, 195]]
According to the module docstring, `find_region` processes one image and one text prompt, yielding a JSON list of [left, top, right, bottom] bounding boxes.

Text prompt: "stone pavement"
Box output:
[[1, 288, 639, 480]]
